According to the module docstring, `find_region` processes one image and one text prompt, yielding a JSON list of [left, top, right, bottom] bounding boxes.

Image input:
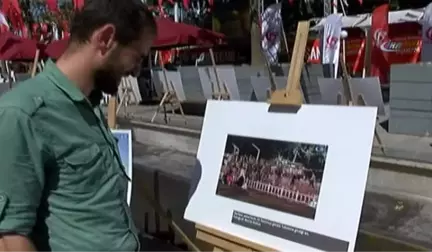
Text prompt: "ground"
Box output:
[[216, 183, 316, 219]]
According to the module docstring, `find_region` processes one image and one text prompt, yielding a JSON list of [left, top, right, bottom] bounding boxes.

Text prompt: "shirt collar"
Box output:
[[43, 60, 102, 106]]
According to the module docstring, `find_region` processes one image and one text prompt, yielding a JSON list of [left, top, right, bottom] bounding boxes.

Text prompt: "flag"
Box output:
[[421, 2, 432, 62], [261, 3, 282, 64], [322, 14, 342, 65], [73, 0, 84, 10], [370, 4, 389, 84], [2, 0, 24, 35], [46, 0, 58, 13]]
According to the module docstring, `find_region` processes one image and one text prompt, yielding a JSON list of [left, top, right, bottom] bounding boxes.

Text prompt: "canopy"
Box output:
[[45, 18, 225, 59], [312, 8, 424, 30], [153, 18, 225, 48], [45, 38, 67, 59], [0, 32, 43, 60]]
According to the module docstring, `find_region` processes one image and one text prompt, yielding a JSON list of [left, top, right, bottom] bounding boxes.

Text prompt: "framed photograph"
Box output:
[[217, 135, 327, 220], [185, 100, 377, 252], [111, 129, 133, 205]]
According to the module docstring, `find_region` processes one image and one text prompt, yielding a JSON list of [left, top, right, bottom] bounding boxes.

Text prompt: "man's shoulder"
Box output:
[[0, 74, 53, 117]]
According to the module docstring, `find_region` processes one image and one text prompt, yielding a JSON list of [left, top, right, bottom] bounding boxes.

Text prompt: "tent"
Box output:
[[312, 8, 424, 30], [45, 18, 225, 59]]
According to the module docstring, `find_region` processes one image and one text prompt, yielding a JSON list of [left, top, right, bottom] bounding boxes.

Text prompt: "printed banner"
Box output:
[[322, 14, 342, 65], [261, 3, 282, 64], [370, 4, 390, 84], [306, 23, 420, 81]]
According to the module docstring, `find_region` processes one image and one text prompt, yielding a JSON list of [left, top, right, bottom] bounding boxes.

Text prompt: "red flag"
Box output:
[[2, 0, 24, 34], [370, 4, 389, 84], [46, 0, 59, 13], [73, 0, 84, 10], [183, 0, 190, 10]]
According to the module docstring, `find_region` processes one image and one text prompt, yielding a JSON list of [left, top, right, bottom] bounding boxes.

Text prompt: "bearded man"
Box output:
[[0, 0, 156, 251]]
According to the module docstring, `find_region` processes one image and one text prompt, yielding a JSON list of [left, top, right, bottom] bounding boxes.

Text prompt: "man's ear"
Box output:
[[90, 24, 117, 55]]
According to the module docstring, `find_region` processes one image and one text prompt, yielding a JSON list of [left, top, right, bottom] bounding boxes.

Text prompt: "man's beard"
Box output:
[[94, 68, 122, 95]]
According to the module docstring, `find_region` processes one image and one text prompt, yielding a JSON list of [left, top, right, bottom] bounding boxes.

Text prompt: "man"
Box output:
[[0, 0, 156, 250]]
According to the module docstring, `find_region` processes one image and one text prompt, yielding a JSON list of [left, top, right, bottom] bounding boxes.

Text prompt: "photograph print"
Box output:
[[216, 134, 328, 219], [111, 129, 133, 205]]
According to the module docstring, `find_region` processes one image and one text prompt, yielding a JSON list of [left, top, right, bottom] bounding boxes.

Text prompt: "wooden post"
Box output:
[[108, 96, 117, 129], [30, 49, 40, 77]]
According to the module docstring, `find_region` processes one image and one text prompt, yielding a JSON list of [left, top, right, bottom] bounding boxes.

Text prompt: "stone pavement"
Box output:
[[131, 143, 432, 250], [108, 104, 432, 164]]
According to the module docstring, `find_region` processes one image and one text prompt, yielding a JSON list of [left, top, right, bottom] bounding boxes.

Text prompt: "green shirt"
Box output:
[[0, 61, 139, 251]]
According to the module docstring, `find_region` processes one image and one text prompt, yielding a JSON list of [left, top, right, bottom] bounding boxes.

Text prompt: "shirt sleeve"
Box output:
[[0, 108, 47, 236]]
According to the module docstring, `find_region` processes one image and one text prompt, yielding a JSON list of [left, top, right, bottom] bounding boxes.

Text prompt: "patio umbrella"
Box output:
[[45, 38, 68, 59], [45, 19, 225, 59], [153, 18, 225, 48], [0, 32, 43, 60]]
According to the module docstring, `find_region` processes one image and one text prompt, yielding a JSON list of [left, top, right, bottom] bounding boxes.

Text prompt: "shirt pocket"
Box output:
[[61, 144, 109, 193]]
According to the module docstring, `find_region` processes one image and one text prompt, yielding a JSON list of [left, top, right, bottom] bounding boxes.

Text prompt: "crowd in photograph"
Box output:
[[219, 153, 321, 196]]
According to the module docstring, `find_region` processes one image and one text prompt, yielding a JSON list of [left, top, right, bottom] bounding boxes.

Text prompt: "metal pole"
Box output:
[[332, 0, 338, 14], [323, 0, 332, 16], [252, 144, 260, 162]]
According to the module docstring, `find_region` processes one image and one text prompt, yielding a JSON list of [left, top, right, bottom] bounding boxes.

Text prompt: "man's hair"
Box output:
[[69, 0, 157, 45]]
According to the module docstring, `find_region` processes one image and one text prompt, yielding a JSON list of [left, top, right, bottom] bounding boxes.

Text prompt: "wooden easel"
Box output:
[[195, 21, 311, 252], [209, 48, 230, 100], [117, 77, 140, 117], [150, 52, 187, 124], [338, 57, 386, 155]]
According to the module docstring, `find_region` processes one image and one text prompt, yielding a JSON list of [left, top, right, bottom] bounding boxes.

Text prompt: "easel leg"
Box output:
[[108, 96, 117, 129], [357, 94, 386, 154], [117, 92, 126, 115], [151, 93, 168, 123], [163, 103, 168, 124], [374, 126, 386, 155], [177, 102, 187, 125]]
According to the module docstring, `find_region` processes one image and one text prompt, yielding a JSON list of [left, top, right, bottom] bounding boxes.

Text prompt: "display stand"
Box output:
[[194, 21, 310, 252], [209, 48, 230, 100], [117, 77, 140, 117], [151, 52, 187, 124]]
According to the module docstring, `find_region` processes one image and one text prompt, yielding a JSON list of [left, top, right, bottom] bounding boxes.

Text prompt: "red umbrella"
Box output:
[[0, 32, 43, 60], [45, 38, 68, 59], [45, 19, 225, 59], [153, 18, 224, 48]]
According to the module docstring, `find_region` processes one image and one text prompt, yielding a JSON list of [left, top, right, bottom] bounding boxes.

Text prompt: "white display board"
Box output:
[[184, 100, 376, 252], [111, 129, 133, 205]]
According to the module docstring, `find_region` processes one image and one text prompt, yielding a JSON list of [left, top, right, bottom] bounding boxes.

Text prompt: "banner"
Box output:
[[322, 14, 342, 65], [261, 3, 282, 64], [306, 23, 420, 80], [422, 2, 432, 62], [370, 4, 390, 84]]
